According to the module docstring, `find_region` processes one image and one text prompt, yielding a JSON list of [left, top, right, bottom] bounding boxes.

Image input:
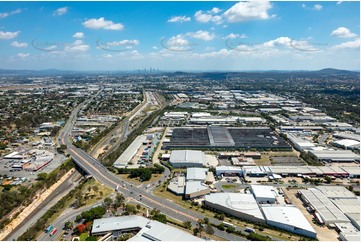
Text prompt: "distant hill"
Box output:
[[0, 68, 358, 77], [0, 69, 73, 75], [313, 68, 359, 75]]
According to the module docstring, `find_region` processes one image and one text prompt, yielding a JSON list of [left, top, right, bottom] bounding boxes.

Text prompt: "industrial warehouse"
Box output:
[[163, 126, 291, 150], [203, 190, 317, 239], [204, 193, 265, 223], [91, 216, 202, 241], [214, 165, 360, 179]]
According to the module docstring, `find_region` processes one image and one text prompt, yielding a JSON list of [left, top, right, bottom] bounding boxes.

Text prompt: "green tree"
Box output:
[[125, 204, 137, 215], [226, 226, 235, 233], [217, 223, 225, 231], [64, 221, 73, 230], [85, 235, 97, 241], [196, 219, 204, 238], [37, 172, 48, 180], [81, 206, 106, 222], [76, 215, 83, 223], [152, 213, 167, 224], [205, 224, 215, 238], [103, 197, 113, 209], [183, 220, 192, 230], [324, 176, 332, 184], [114, 193, 125, 209], [203, 217, 209, 225]]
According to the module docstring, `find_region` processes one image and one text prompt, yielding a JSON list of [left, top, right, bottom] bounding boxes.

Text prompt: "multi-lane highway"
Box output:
[[55, 89, 246, 241], [4, 171, 83, 241]]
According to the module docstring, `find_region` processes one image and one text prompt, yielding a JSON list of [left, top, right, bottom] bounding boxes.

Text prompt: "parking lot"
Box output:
[[214, 176, 244, 192], [270, 156, 306, 166], [0, 153, 67, 183]]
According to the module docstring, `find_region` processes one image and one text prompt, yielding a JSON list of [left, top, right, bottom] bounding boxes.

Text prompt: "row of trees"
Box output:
[[73, 123, 117, 151], [104, 107, 166, 165], [18, 177, 89, 241], [0, 159, 74, 231], [117, 164, 165, 182]]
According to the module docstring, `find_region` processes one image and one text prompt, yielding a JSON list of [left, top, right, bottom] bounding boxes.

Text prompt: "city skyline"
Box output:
[[0, 1, 360, 71]]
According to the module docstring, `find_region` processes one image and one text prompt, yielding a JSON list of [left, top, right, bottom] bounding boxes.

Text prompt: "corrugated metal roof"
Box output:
[[261, 205, 316, 234]]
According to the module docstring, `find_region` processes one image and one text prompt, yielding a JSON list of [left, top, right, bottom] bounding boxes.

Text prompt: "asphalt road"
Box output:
[[4, 170, 83, 241], [56, 97, 248, 241], [37, 200, 104, 241]]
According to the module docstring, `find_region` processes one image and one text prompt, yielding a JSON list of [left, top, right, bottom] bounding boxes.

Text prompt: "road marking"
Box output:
[[69, 147, 198, 221]]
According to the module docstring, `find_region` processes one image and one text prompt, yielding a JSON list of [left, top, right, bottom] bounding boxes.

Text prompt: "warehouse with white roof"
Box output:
[[308, 150, 360, 162], [204, 193, 265, 223], [261, 205, 317, 238], [286, 133, 315, 151], [186, 168, 208, 181], [92, 216, 202, 241], [185, 181, 210, 199], [215, 166, 243, 176], [316, 186, 357, 199], [113, 135, 147, 168], [250, 185, 277, 204], [169, 150, 205, 168], [299, 189, 350, 225]]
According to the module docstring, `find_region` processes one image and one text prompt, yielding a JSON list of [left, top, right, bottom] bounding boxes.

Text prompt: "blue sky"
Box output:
[[0, 1, 359, 71]]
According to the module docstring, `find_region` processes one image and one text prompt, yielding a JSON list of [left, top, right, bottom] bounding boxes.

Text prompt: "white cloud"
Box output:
[[104, 39, 139, 46], [301, 4, 307, 9], [53, 7, 68, 16], [331, 27, 357, 38], [263, 37, 292, 47], [152, 46, 158, 50], [17, 53, 30, 58], [167, 16, 191, 23], [0, 31, 20, 39], [10, 41, 28, 48], [194, 10, 223, 24], [223, 0, 274, 23], [0, 9, 22, 19], [162, 35, 192, 52], [64, 40, 90, 52], [168, 35, 189, 46], [73, 32, 85, 39], [44, 45, 58, 51], [337, 1, 343, 5], [223, 33, 247, 39], [313, 4, 322, 11], [73, 40, 84, 46], [186, 30, 215, 41], [333, 39, 360, 49], [211, 7, 222, 14], [82, 17, 124, 30]]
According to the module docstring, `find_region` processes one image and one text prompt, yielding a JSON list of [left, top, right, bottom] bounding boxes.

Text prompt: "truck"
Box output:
[[45, 225, 53, 233], [49, 228, 57, 237], [222, 221, 236, 228]]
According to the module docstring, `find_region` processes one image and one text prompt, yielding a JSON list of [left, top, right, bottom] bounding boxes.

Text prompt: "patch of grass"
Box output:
[[82, 180, 113, 207], [117, 174, 161, 185], [79, 232, 88, 241], [171, 168, 187, 174], [221, 184, 237, 189]]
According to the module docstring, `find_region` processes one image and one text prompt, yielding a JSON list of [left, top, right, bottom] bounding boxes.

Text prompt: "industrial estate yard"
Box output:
[[1, 72, 360, 242]]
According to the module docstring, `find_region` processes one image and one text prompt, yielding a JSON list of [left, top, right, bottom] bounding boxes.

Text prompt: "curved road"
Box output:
[[57, 93, 246, 241]]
